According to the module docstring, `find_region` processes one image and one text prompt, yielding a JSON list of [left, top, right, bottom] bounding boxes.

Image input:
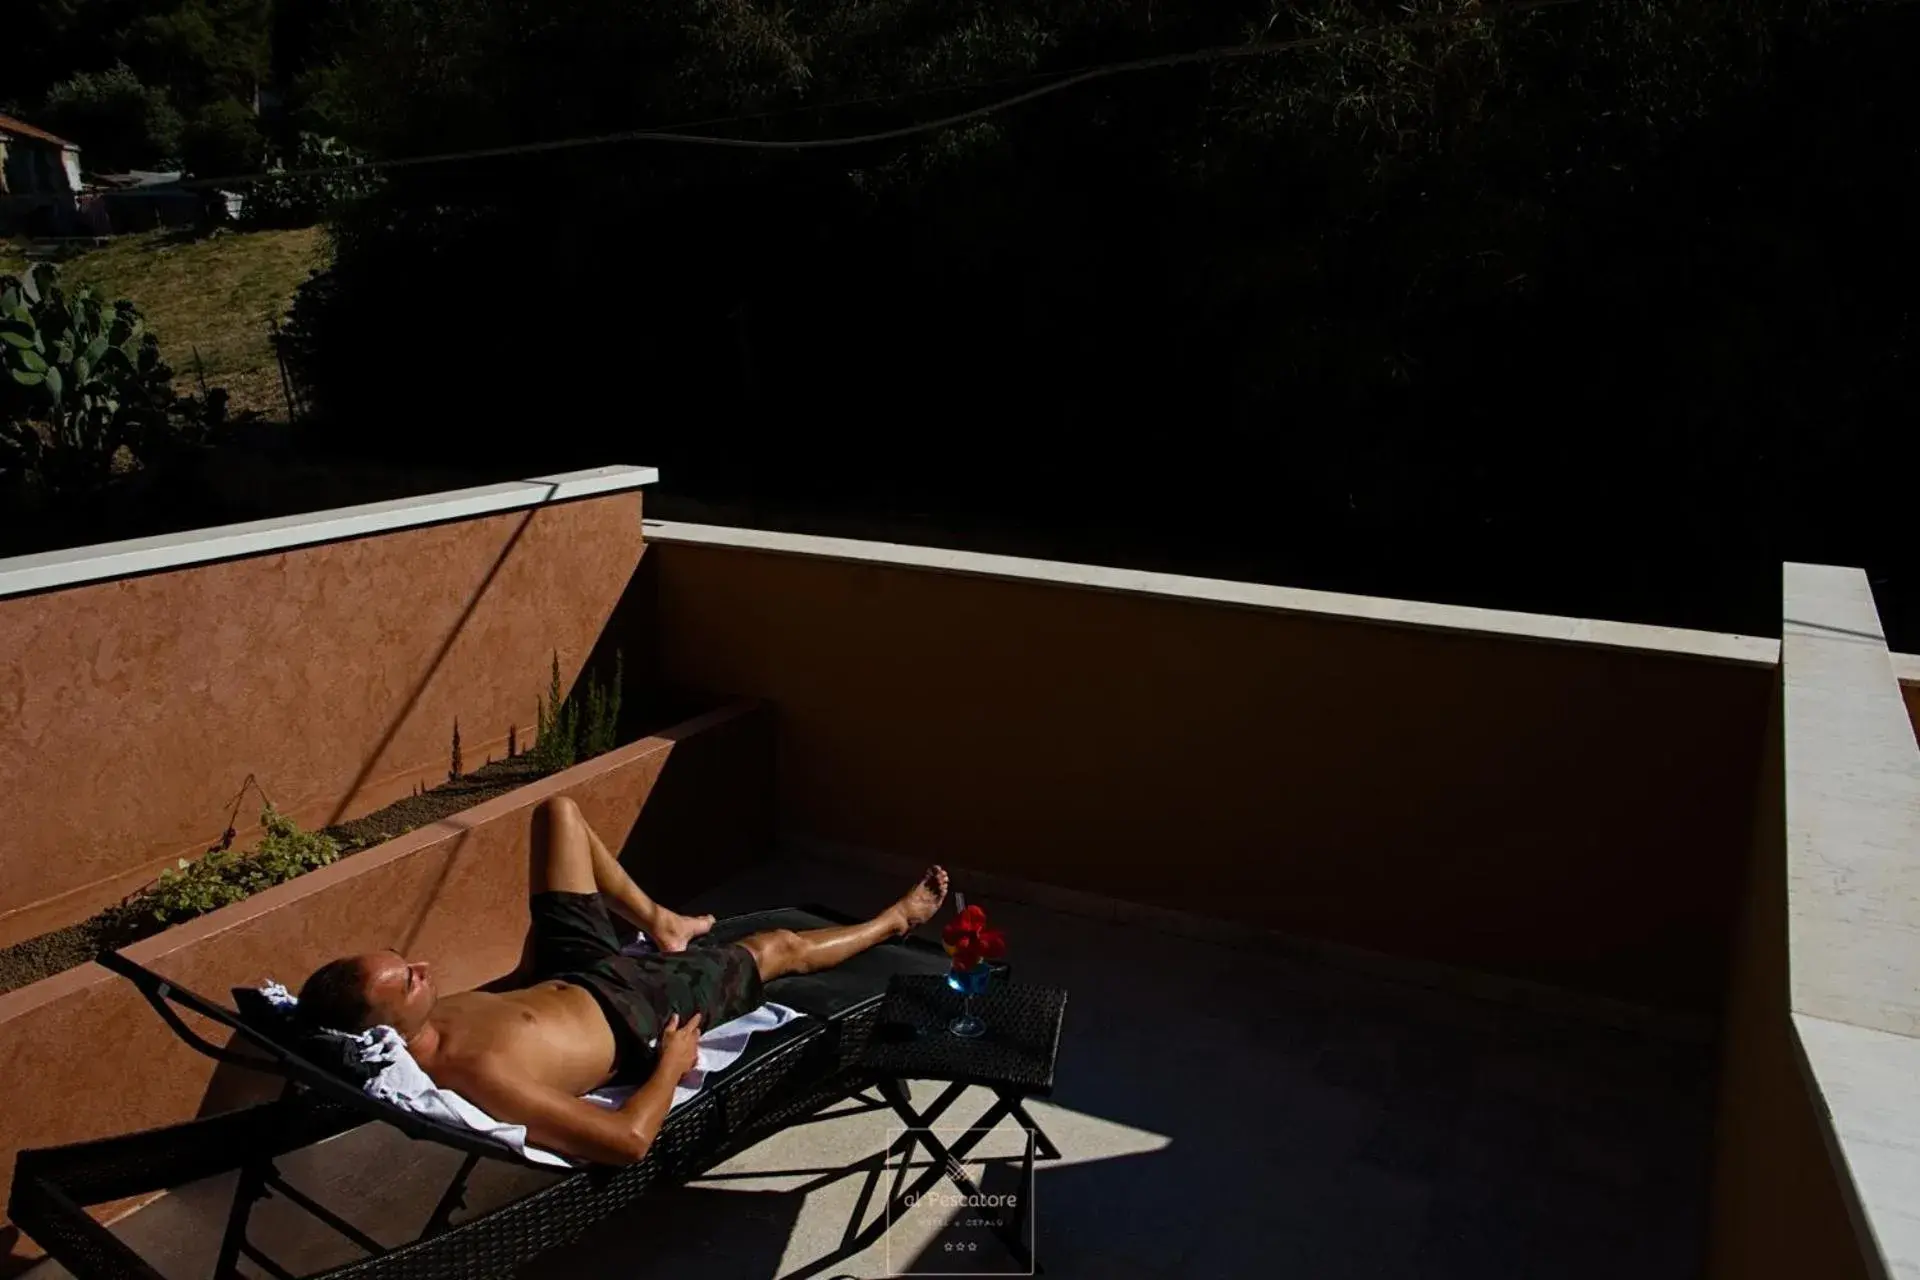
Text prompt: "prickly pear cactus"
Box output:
[[1, 261, 224, 492]]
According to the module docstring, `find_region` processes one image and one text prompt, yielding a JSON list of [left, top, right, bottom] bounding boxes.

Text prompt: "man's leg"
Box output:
[[737, 867, 950, 981], [530, 795, 715, 952]]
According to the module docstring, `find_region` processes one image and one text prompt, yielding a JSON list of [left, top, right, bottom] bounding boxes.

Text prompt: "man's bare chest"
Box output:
[[426, 983, 618, 1090]]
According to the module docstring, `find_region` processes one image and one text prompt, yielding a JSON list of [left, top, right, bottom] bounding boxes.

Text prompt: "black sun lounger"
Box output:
[[10, 906, 951, 1280]]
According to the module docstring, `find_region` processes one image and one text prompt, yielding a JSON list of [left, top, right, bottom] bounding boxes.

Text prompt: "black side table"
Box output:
[[857, 973, 1068, 1272]]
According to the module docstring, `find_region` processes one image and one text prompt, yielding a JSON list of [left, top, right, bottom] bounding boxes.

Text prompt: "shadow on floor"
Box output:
[[518, 1184, 808, 1280]]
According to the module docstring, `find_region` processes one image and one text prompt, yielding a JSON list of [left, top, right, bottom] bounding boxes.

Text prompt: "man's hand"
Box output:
[[428, 1010, 712, 1167], [600, 1011, 705, 1162], [657, 1011, 704, 1082]]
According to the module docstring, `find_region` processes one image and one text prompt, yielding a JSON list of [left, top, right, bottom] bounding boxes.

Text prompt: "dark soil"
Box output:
[[0, 925, 121, 1000], [323, 754, 553, 851], [0, 695, 717, 998]]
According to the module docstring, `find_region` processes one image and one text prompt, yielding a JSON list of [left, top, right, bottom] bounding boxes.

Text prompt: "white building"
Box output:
[[0, 113, 85, 234]]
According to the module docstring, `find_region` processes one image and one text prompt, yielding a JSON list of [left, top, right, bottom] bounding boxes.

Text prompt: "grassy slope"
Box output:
[[0, 227, 327, 419]]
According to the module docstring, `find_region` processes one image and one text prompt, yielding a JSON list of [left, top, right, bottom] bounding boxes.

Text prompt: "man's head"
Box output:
[[295, 950, 436, 1037]]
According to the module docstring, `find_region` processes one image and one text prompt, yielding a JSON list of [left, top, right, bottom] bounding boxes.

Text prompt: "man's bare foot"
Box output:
[[891, 866, 950, 936], [651, 909, 716, 954]]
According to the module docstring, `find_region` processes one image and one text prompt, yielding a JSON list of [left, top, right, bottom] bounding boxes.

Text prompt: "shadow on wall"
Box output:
[[582, 545, 658, 742], [323, 508, 541, 830], [554, 539, 713, 750], [615, 703, 777, 909], [590, 543, 778, 902]]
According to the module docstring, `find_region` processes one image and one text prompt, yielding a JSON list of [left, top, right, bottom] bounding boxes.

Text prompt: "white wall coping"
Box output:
[[1794, 1014, 1920, 1278], [1893, 651, 1920, 687], [644, 519, 1782, 666], [1783, 564, 1920, 1033], [1781, 562, 1920, 1279], [0, 465, 656, 599]]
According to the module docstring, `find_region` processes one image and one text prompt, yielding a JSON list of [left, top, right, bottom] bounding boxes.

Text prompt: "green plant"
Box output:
[[532, 651, 579, 772], [529, 649, 625, 771], [3, 264, 168, 491], [580, 651, 624, 759], [144, 805, 341, 926], [1, 263, 250, 493]]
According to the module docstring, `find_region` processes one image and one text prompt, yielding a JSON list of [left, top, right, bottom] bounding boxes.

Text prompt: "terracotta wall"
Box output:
[[0, 701, 774, 1263], [0, 491, 644, 949], [1704, 674, 1872, 1280], [645, 540, 1776, 1012]]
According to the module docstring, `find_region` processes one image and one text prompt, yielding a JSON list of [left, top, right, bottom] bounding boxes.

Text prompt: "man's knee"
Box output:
[[741, 928, 803, 976], [530, 796, 593, 894], [538, 795, 583, 829]]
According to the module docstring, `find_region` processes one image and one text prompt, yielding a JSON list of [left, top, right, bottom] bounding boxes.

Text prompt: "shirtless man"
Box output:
[[294, 795, 950, 1166]]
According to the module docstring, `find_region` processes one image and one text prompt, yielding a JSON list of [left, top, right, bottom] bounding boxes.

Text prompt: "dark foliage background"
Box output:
[[17, 0, 1920, 643], [10, 1, 274, 172]]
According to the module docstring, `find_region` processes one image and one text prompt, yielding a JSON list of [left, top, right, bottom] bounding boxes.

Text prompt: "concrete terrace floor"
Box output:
[[32, 856, 1718, 1279]]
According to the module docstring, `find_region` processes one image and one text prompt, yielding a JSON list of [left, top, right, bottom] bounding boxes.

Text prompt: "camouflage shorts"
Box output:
[[529, 891, 765, 1082]]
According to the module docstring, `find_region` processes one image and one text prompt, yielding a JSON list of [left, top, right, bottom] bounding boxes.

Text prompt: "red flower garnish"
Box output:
[[941, 902, 1006, 970]]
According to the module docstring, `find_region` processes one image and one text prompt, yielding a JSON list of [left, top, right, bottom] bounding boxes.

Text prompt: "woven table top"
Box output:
[[859, 973, 1067, 1094]]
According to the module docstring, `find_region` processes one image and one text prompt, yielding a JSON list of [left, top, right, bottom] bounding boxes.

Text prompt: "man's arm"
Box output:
[[453, 1056, 682, 1167]]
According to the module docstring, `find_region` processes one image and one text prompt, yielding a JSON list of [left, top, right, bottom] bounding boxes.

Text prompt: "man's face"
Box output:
[[358, 950, 436, 1030]]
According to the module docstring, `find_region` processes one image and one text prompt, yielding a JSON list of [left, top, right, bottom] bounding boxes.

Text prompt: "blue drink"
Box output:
[[945, 962, 991, 1037], [946, 964, 991, 997]]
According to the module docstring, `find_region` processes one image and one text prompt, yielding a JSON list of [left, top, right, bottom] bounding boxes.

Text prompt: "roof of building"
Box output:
[[0, 113, 78, 149]]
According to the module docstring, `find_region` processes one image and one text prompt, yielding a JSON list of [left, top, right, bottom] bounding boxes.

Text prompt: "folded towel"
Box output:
[[262, 933, 801, 1167]]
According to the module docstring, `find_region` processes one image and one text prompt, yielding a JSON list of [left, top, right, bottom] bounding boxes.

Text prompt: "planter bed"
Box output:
[[0, 690, 725, 998]]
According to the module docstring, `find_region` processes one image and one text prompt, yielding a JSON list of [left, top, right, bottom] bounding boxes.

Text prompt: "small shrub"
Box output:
[[581, 650, 624, 759], [449, 718, 464, 781], [529, 649, 625, 771], [242, 133, 381, 230], [532, 651, 579, 772], [143, 805, 341, 926]]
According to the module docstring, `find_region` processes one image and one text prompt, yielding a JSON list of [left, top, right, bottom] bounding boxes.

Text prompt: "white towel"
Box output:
[[354, 1002, 802, 1167], [265, 933, 802, 1167]]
